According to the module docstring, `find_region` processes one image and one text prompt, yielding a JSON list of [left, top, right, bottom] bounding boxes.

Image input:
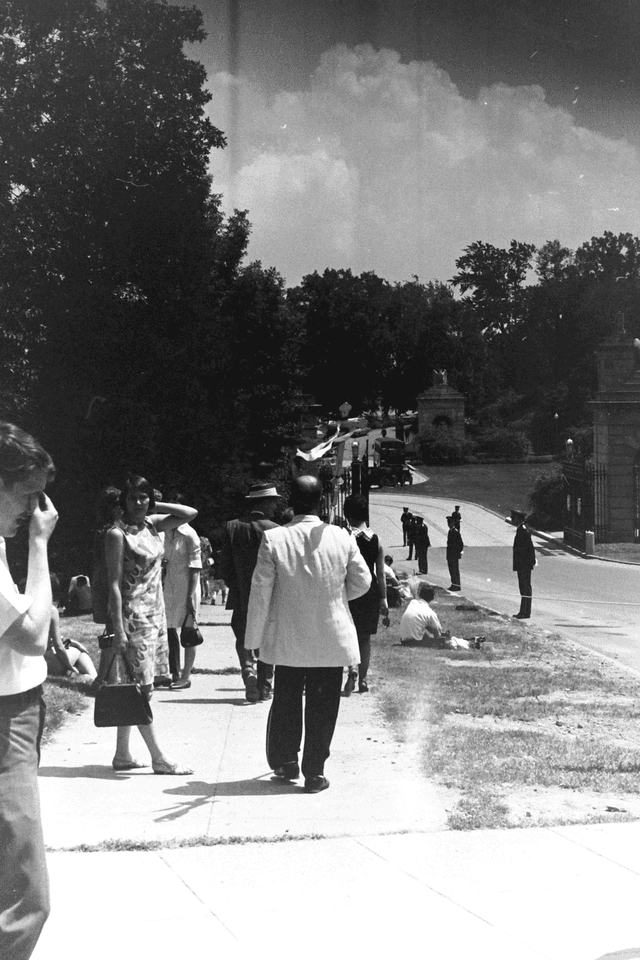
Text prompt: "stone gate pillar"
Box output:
[[417, 371, 465, 440], [590, 333, 640, 542]]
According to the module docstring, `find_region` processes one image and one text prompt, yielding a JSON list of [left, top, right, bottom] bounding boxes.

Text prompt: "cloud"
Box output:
[[205, 43, 640, 285]]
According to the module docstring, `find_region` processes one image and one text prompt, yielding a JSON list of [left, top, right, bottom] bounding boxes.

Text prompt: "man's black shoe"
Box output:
[[273, 761, 300, 780], [304, 775, 330, 794], [153, 676, 173, 688], [513, 613, 530, 619], [258, 685, 272, 701]]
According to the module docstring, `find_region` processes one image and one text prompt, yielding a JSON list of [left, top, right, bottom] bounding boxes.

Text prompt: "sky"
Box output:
[[175, 0, 640, 286]]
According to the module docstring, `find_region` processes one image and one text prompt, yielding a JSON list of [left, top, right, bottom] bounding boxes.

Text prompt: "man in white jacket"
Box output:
[[245, 475, 371, 793]]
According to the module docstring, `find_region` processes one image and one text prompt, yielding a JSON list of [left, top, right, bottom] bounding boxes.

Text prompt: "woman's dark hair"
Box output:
[[343, 494, 368, 525], [120, 475, 156, 515], [417, 582, 435, 602], [0, 422, 55, 488], [385, 555, 393, 565], [96, 486, 121, 526]]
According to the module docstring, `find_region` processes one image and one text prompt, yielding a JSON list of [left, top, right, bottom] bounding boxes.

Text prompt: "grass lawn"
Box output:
[[398, 462, 555, 516], [373, 588, 640, 830], [42, 615, 102, 743]]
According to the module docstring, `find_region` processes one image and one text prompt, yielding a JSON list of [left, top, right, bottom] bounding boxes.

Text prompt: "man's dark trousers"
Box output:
[[232, 611, 273, 693], [447, 556, 460, 588], [0, 687, 50, 960], [266, 666, 343, 777], [517, 570, 532, 618]]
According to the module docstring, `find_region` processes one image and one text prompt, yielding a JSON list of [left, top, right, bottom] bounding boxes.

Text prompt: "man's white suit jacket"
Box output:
[[245, 514, 372, 667]]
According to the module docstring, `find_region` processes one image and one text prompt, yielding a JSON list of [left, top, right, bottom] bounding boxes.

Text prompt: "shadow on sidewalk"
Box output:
[[155, 776, 299, 821], [39, 765, 119, 780], [156, 696, 249, 706]]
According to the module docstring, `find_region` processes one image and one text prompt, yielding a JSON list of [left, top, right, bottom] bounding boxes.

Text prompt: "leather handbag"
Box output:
[[94, 654, 152, 727], [180, 613, 204, 649]]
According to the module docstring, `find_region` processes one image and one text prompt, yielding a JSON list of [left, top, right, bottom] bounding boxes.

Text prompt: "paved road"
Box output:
[[370, 490, 640, 676]]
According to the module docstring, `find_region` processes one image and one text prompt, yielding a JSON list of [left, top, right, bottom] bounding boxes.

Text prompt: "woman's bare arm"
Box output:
[[149, 501, 197, 534], [105, 527, 127, 653]]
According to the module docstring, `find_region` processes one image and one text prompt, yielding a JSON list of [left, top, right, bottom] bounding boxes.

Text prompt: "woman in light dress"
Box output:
[[105, 475, 196, 774]]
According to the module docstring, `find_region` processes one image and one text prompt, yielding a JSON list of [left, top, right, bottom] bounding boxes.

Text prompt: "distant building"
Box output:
[[417, 372, 465, 441]]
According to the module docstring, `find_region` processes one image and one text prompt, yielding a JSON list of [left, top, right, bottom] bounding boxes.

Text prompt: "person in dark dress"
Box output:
[[400, 507, 412, 546], [342, 495, 388, 695], [512, 511, 536, 619], [446, 516, 464, 591], [414, 517, 431, 574], [406, 516, 417, 560]]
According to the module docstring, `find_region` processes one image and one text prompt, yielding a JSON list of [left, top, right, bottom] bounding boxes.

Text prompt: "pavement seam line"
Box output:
[[351, 836, 553, 957], [155, 849, 239, 939], [548, 825, 640, 878]]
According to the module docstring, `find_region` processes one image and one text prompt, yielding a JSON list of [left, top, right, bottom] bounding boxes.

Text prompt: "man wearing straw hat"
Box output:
[[220, 483, 280, 702]]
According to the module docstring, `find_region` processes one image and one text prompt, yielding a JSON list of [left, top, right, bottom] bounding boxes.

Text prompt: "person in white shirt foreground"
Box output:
[[0, 422, 58, 960], [400, 582, 443, 645]]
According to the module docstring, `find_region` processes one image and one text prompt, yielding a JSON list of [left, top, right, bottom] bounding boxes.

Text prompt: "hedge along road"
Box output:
[[369, 489, 640, 676]]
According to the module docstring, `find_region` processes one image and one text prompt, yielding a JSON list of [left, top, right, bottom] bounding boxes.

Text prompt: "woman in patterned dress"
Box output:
[[105, 475, 197, 774]]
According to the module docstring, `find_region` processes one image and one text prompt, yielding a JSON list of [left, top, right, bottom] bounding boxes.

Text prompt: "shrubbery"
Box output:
[[527, 468, 564, 530], [418, 429, 468, 464], [476, 427, 529, 460]]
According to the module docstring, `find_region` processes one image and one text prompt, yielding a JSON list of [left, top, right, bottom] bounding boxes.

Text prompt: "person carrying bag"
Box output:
[[94, 653, 152, 728]]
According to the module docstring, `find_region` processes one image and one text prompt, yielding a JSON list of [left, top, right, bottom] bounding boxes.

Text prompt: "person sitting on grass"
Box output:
[[400, 582, 443, 646], [44, 604, 97, 680]]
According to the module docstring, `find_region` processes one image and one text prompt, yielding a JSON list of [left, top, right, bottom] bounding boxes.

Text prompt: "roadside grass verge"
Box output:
[[391, 462, 547, 516], [373, 589, 640, 830]]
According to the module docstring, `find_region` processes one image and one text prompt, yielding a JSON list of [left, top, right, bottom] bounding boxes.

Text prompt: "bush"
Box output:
[[476, 427, 529, 461], [527, 468, 564, 530], [419, 429, 467, 465]]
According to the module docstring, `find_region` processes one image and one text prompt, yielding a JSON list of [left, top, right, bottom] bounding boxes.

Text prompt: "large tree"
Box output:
[[0, 0, 224, 457], [450, 239, 536, 341]]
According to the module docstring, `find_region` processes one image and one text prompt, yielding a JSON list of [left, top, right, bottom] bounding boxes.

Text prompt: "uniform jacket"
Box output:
[[245, 514, 371, 667], [219, 513, 279, 614], [446, 527, 464, 560], [414, 524, 431, 550], [513, 524, 536, 571]]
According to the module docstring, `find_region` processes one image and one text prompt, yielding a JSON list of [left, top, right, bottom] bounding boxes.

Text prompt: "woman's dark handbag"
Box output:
[[94, 654, 152, 727], [180, 613, 204, 649]]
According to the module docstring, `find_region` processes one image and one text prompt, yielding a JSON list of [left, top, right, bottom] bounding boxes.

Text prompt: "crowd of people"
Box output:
[[0, 417, 538, 959]]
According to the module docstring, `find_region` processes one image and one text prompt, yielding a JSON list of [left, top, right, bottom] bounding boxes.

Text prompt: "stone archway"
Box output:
[[417, 377, 465, 440]]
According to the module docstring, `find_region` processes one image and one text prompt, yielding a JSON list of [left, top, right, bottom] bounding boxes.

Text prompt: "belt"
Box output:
[[0, 684, 43, 706]]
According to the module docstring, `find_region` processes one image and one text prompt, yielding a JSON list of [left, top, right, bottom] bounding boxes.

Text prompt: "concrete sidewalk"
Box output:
[[33, 608, 640, 960]]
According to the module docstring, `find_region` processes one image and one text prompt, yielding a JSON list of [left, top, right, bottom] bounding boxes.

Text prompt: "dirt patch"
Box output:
[[503, 785, 640, 827]]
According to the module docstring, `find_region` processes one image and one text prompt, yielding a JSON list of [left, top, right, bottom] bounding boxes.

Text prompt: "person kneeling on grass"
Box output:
[[400, 582, 443, 646]]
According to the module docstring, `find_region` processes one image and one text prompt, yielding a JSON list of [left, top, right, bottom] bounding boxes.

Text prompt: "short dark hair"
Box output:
[[289, 475, 322, 515], [385, 555, 393, 564], [417, 582, 435, 602], [120, 475, 156, 514], [343, 494, 368, 525], [0, 422, 54, 489], [96, 486, 121, 526]]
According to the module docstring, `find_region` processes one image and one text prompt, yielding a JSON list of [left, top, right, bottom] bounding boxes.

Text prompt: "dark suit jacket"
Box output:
[[219, 513, 279, 614], [414, 525, 431, 550], [446, 528, 464, 560], [513, 524, 535, 571]]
